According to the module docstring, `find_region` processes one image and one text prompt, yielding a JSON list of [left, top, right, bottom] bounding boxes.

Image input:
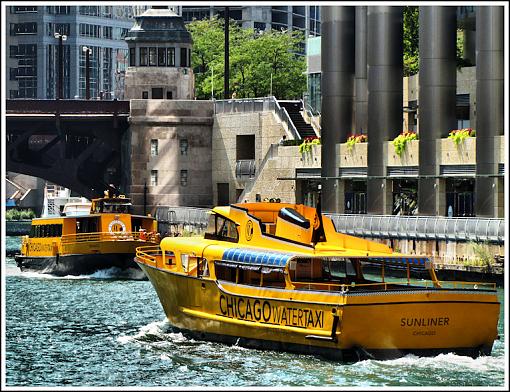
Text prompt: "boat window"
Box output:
[[214, 261, 286, 288], [215, 261, 237, 282], [103, 202, 132, 214], [204, 214, 239, 243]]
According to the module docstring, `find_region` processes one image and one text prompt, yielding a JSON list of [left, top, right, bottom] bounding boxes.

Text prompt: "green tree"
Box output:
[[403, 6, 419, 76], [403, 7, 472, 76], [187, 17, 306, 100]]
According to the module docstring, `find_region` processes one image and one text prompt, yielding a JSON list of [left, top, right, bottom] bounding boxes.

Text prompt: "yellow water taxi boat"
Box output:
[[16, 193, 159, 276], [135, 201, 500, 361]]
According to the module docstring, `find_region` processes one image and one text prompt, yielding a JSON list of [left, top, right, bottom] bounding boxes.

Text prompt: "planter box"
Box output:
[[338, 142, 367, 167], [387, 139, 419, 166], [440, 136, 476, 165]]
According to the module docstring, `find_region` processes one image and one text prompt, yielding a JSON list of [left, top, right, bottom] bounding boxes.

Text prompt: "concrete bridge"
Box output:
[[5, 99, 130, 200]]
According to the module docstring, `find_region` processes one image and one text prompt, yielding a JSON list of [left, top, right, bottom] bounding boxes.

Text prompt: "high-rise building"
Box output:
[[6, 5, 135, 100], [180, 6, 320, 53]]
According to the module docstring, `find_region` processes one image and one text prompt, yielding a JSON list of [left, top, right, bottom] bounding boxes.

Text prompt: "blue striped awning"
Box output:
[[222, 248, 293, 268], [368, 257, 428, 265]]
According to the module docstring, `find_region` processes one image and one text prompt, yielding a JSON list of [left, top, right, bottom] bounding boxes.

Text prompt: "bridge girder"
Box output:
[[6, 100, 130, 200]]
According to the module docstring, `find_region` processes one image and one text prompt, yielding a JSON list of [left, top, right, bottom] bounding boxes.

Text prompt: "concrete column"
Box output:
[[320, 6, 355, 212], [475, 6, 503, 217], [418, 6, 457, 216], [366, 6, 403, 214], [354, 6, 368, 134]]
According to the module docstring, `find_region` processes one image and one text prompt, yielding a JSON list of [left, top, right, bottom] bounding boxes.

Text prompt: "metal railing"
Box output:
[[213, 96, 301, 140], [155, 206, 210, 234], [235, 159, 256, 179], [60, 231, 159, 244], [326, 213, 505, 244]]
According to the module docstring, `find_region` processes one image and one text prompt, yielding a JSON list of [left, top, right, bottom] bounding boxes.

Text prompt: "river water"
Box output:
[[3, 236, 507, 387]]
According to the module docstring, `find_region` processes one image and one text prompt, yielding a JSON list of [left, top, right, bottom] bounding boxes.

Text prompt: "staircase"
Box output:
[[278, 100, 317, 139]]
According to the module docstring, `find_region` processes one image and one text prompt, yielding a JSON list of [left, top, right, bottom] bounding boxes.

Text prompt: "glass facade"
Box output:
[[7, 6, 134, 100]]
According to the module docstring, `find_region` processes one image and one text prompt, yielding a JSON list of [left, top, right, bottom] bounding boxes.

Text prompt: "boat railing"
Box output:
[[436, 280, 496, 290], [291, 279, 495, 292], [135, 245, 162, 265], [61, 231, 159, 244]]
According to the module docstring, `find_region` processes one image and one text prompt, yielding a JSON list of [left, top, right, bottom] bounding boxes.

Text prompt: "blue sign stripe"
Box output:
[[222, 248, 293, 267]]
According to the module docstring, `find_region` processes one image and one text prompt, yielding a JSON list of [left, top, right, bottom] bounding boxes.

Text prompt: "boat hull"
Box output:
[[15, 253, 143, 278], [137, 262, 500, 361]]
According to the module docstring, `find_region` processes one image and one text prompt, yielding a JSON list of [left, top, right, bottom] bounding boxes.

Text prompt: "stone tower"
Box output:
[[124, 6, 194, 99]]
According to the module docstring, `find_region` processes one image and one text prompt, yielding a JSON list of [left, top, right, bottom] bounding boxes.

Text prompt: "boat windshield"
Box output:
[[92, 201, 132, 214], [204, 213, 239, 243]]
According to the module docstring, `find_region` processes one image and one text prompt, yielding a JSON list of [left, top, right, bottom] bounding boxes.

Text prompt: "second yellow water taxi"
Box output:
[[135, 201, 500, 361], [16, 192, 159, 277]]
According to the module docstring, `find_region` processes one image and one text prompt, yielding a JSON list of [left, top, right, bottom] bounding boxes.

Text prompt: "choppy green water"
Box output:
[[3, 236, 507, 387]]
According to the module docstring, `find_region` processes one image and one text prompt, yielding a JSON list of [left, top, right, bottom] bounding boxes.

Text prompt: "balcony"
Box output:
[[235, 159, 256, 180]]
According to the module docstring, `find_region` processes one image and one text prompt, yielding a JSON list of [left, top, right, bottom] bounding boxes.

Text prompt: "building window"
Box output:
[[79, 6, 99, 16], [180, 139, 188, 155], [10, 22, 37, 36], [180, 170, 188, 187], [129, 48, 135, 66], [139, 47, 148, 66], [167, 47, 175, 66], [150, 170, 158, 186], [150, 139, 158, 156], [149, 47, 157, 66], [392, 179, 418, 216], [344, 180, 367, 214], [142, 91, 148, 99], [11, 6, 37, 13], [166, 91, 173, 99], [152, 88, 163, 99], [445, 179, 474, 217], [180, 47, 187, 67], [102, 26, 112, 39], [158, 48, 166, 66]]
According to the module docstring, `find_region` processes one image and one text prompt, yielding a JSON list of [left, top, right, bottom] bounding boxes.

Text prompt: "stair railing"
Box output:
[[214, 96, 301, 140]]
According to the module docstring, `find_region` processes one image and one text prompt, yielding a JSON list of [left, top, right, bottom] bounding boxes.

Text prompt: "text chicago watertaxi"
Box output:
[[16, 192, 159, 276], [135, 201, 500, 361]]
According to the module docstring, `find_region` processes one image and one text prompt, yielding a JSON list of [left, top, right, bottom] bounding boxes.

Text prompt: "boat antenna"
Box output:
[[311, 184, 326, 244]]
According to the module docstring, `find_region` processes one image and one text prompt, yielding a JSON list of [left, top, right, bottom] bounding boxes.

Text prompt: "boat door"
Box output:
[[182, 253, 201, 307]]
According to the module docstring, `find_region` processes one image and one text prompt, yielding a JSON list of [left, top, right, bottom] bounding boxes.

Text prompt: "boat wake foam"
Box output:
[[374, 352, 505, 373], [7, 266, 146, 280], [117, 319, 189, 345]]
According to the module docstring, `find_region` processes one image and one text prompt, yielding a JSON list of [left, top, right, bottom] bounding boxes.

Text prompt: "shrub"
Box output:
[[448, 128, 475, 145], [346, 134, 367, 151], [391, 131, 417, 157], [298, 136, 321, 154]]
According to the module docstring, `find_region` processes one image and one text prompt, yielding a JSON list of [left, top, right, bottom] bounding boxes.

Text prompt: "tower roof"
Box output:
[[125, 7, 192, 44]]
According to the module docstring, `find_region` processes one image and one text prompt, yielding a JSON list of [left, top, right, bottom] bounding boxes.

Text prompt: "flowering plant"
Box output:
[[299, 136, 321, 154], [448, 128, 475, 145], [391, 131, 417, 157], [346, 134, 367, 150]]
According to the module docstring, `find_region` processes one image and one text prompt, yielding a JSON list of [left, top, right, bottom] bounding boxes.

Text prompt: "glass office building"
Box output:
[[6, 5, 134, 99]]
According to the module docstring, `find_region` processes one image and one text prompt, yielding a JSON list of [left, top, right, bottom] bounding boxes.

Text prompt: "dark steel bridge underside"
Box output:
[[6, 100, 130, 200]]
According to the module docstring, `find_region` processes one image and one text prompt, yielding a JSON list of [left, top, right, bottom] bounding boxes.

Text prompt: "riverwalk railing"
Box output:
[[326, 213, 504, 244], [154, 207, 504, 245], [213, 96, 301, 140]]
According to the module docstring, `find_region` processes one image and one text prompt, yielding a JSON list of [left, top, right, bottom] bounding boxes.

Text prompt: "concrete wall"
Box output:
[[212, 111, 287, 205], [127, 99, 213, 214], [124, 66, 194, 100]]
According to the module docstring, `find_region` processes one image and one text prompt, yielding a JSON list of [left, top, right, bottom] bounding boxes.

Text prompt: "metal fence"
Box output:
[[154, 207, 504, 244], [326, 213, 505, 244], [155, 206, 210, 235]]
